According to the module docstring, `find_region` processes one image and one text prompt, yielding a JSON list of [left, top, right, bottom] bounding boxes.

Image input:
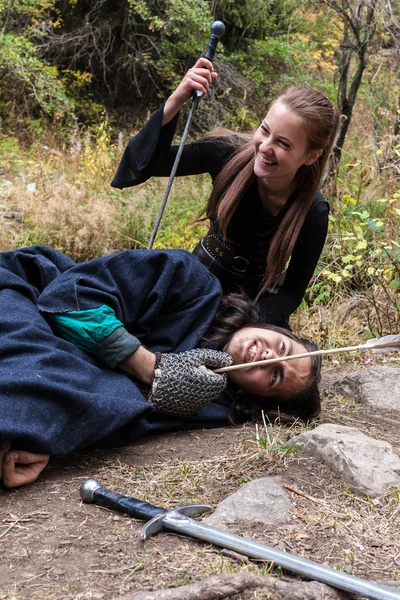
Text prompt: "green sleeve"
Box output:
[[45, 305, 141, 368]]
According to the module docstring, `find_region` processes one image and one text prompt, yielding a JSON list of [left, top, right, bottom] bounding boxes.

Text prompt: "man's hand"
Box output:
[[148, 348, 232, 417], [0, 443, 49, 488], [119, 345, 156, 384]]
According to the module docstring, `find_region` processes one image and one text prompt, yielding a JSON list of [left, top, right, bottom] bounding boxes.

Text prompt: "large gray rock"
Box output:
[[327, 366, 400, 409], [291, 423, 400, 497], [204, 476, 292, 530]]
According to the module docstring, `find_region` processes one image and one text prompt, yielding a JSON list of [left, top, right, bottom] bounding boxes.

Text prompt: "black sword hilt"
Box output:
[[204, 20, 225, 61], [80, 479, 166, 521], [80, 479, 213, 539], [195, 20, 225, 99], [147, 20, 225, 249]]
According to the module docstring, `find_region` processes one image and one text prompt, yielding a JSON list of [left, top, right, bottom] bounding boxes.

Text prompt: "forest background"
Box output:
[[0, 0, 399, 350]]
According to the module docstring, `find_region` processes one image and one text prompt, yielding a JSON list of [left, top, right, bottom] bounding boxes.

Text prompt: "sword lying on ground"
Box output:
[[80, 479, 400, 600]]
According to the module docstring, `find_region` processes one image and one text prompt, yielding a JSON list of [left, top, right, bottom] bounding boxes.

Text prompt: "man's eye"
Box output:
[[272, 369, 278, 384]]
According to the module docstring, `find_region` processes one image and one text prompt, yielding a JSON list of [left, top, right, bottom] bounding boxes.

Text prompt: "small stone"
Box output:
[[204, 477, 292, 531]]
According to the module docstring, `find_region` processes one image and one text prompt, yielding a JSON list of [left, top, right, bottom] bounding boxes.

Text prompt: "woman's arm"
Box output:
[[111, 58, 218, 189], [162, 57, 217, 125]]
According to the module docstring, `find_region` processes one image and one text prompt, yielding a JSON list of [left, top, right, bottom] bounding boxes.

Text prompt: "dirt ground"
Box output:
[[1, 367, 400, 600]]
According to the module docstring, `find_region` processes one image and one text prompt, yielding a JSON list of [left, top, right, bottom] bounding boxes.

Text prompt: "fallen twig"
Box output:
[[120, 573, 350, 600], [283, 483, 323, 504]]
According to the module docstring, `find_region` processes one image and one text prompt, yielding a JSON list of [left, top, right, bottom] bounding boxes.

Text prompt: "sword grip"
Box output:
[[80, 479, 166, 521], [195, 20, 225, 99], [204, 20, 225, 62]]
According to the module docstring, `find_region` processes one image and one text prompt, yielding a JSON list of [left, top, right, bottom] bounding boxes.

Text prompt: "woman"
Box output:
[[0, 246, 321, 488], [112, 58, 341, 328]]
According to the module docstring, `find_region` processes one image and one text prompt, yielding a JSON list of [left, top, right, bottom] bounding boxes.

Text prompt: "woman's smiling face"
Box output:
[[224, 326, 312, 398], [253, 100, 321, 184]]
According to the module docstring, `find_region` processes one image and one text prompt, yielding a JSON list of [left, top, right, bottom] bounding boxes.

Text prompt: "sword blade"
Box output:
[[160, 511, 400, 600], [81, 480, 400, 600]]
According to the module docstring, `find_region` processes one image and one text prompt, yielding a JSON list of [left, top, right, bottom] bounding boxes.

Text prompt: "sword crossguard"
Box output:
[[80, 479, 212, 539], [141, 505, 212, 540], [80, 479, 400, 600]]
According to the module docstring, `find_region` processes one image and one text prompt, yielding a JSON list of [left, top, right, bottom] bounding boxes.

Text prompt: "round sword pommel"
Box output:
[[210, 21, 225, 38], [80, 479, 102, 503]]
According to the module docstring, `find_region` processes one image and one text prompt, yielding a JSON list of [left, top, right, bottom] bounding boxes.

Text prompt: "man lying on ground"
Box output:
[[0, 247, 321, 488]]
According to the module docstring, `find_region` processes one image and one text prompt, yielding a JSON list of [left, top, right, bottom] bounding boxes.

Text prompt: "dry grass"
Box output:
[[0, 126, 212, 259], [86, 418, 400, 591], [1, 409, 400, 599]]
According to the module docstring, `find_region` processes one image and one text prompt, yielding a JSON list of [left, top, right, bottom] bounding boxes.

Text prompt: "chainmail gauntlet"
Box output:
[[148, 349, 232, 418]]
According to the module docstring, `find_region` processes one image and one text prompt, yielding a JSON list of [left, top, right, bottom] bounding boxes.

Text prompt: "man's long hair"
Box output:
[[203, 293, 321, 424]]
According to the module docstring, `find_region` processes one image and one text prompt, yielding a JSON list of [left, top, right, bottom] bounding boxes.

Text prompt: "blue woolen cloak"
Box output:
[[0, 247, 229, 456]]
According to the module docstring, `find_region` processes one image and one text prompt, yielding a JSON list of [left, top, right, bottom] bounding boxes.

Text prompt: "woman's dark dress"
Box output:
[[111, 106, 329, 328]]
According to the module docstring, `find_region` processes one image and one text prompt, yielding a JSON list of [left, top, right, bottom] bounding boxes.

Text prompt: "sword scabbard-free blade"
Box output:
[[81, 481, 400, 600], [156, 511, 400, 600]]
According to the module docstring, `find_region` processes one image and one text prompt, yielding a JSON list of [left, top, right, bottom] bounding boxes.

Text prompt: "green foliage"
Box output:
[[0, 136, 20, 162], [157, 178, 209, 245], [117, 175, 211, 251], [0, 0, 101, 130], [0, 0, 54, 22], [126, 0, 212, 96], [128, 0, 210, 36], [0, 32, 75, 129], [229, 38, 295, 98], [214, 0, 279, 40], [307, 162, 400, 334]]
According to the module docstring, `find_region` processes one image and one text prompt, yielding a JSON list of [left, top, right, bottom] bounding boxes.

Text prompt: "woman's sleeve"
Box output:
[[111, 105, 233, 189], [260, 195, 329, 328], [111, 105, 179, 188]]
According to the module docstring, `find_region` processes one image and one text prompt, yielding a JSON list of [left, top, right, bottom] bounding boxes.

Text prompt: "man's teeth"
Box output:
[[248, 344, 257, 361]]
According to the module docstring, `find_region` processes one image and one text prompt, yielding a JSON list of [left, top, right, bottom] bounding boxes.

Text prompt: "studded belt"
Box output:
[[202, 234, 266, 279]]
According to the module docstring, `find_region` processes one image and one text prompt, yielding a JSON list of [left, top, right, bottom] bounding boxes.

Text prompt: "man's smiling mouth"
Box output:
[[248, 343, 257, 362]]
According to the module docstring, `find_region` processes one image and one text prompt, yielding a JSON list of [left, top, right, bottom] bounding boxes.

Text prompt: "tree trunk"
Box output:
[[321, 0, 378, 190]]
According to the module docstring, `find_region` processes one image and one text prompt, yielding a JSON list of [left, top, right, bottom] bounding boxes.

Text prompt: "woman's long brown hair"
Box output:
[[205, 86, 341, 296]]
